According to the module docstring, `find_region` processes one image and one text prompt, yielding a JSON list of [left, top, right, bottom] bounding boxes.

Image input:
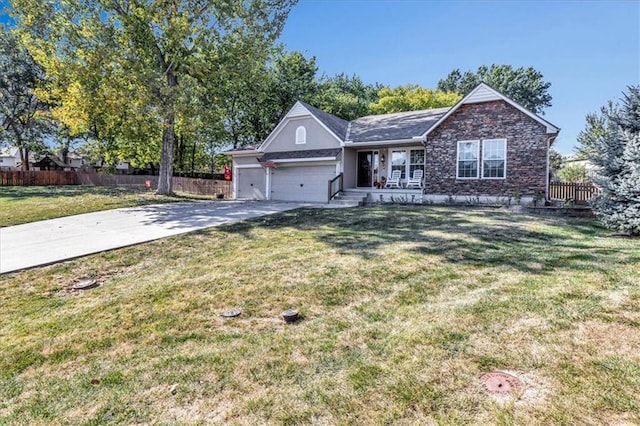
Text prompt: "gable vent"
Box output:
[[288, 102, 310, 117], [465, 85, 501, 104]]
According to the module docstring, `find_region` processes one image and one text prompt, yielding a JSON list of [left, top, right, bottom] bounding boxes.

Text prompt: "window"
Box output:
[[457, 140, 479, 179], [482, 139, 506, 178], [391, 150, 407, 179], [409, 149, 424, 178], [295, 126, 306, 144]]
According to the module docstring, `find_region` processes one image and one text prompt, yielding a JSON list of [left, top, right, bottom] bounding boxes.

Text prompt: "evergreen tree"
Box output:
[[588, 86, 640, 236]]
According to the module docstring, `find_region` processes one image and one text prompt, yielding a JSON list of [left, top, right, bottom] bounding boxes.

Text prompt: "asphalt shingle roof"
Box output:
[[299, 101, 350, 140], [346, 107, 451, 142], [259, 148, 342, 162]]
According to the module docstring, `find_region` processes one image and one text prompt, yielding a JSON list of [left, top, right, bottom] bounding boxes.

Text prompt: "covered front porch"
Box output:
[[342, 144, 426, 190], [342, 187, 424, 204]]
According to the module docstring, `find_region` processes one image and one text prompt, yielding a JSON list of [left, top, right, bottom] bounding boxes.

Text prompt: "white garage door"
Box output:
[[270, 165, 337, 202], [237, 168, 266, 200]]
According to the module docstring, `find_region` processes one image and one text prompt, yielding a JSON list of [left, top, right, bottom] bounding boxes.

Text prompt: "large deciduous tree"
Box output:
[[312, 73, 380, 121], [369, 85, 461, 114], [11, 0, 296, 194], [437, 64, 552, 115], [0, 25, 50, 170], [587, 86, 640, 236]]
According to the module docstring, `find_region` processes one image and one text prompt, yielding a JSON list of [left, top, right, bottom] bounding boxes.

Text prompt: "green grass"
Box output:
[[0, 185, 214, 227], [1, 206, 639, 424]]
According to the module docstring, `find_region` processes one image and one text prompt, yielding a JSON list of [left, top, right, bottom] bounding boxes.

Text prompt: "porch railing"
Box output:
[[328, 173, 343, 202]]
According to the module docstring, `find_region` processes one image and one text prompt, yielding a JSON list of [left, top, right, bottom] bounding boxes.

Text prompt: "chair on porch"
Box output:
[[406, 169, 424, 189], [385, 170, 403, 188]]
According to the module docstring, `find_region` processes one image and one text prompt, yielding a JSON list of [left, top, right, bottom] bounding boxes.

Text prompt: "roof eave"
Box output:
[[227, 150, 263, 157], [344, 137, 425, 146]]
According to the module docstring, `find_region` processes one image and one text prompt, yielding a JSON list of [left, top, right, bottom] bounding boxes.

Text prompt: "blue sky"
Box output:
[[278, 0, 640, 155], [2, 1, 638, 155]]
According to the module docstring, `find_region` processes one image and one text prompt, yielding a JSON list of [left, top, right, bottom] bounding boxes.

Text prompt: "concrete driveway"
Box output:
[[0, 201, 309, 274]]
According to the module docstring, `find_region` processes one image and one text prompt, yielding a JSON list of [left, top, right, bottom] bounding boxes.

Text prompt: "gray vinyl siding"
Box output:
[[342, 148, 356, 188], [265, 117, 341, 153]]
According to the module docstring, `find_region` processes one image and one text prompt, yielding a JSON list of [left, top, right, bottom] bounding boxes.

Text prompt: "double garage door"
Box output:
[[270, 165, 336, 202], [236, 164, 336, 202]]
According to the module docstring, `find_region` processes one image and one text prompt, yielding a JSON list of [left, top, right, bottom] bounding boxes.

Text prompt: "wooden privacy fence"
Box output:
[[76, 173, 158, 187], [79, 173, 232, 197], [0, 171, 78, 186], [549, 182, 599, 205], [1, 171, 232, 198], [172, 176, 232, 197]]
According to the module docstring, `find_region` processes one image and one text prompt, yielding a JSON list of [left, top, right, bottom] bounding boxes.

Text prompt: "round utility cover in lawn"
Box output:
[[221, 309, 241, 318], [479, 371, 524, 396], [72, 278, 98, 290]]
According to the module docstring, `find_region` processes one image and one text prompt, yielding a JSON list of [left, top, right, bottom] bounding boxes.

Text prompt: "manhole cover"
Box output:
[[479, 371, 524, 396], [72, 278, 98, 290], [221, 309, 241, 318]]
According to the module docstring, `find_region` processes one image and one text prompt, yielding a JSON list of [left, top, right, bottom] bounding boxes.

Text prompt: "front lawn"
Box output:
[[0, 185, 213, 227], [0, 207, 638, 424]]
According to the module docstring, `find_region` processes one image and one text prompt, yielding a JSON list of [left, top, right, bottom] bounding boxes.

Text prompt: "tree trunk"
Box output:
[[156, 110, 175, 195], [190, 138, 196, 174], [156, 70, 177, 195], [19, 146, 30, 171], [176, 133, 185, 172]]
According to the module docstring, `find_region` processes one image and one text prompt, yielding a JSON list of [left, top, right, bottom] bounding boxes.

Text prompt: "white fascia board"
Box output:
[[343, 138, 424, 147], [259, 101, 344, 152], [234, 164, 264, 169], [422, 83, 560, 137], [227, 150, 263, 158], [272, 156, 337, 163]]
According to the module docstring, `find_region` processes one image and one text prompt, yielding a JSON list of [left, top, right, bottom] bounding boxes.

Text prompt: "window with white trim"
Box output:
[[391, 150, 407, 179], [457, 140, 479, 179], [295, 126, 306, 144], [482, 139, 506, 179], [409, 149, 424, 178]]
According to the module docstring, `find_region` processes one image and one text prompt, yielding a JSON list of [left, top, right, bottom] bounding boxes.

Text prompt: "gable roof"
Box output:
[[258, 101, 348, 152], [240, 82, 560, 155], [298, 101, 349, 140], [422, 82, 560, 137], [347, 107, 450, 143]]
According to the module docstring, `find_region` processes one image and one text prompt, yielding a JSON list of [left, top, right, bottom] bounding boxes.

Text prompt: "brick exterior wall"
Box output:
[[425, 100, 550, 198]]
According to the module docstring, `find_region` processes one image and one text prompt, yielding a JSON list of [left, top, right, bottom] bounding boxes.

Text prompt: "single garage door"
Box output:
[[270, 165, 336, 202], [237, 168, 266, 200]]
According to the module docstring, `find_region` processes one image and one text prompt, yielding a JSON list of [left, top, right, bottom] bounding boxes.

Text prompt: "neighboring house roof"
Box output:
[[34, 155, 70, 168], [298, 102, 350, 140], [259, 148, 341, 162], [0, 147, 19, 157], [347, 107, 450, 143]]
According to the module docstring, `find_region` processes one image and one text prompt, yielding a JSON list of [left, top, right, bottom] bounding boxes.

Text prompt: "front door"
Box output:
[[357, 151, 379, 187]]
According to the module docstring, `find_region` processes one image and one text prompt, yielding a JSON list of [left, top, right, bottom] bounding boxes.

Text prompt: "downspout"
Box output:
[[421, 135, 428, 200], [545, 136, 556, 202]]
